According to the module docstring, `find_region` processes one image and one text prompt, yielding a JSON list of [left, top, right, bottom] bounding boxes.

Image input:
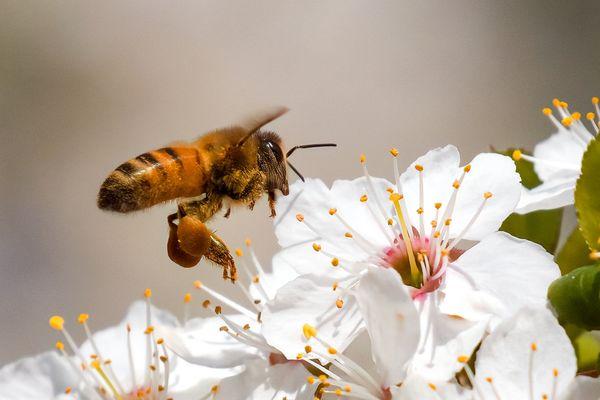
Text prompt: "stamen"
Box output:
[[551, 368, 558, 400], [485, 377, 502, 400], [91, 360, 123, 400], [446, 192, 492, 251], [457, 355, 484, 400], [144, 289, 153, 387], [126, 324, 137, 393], [193, 280, 256, 319], [183, 293, 192, 324], [512, 150, 580, 171], [529, 342, 537, 400], [360, 155, 395, 243], [415, 165, 426, 244]]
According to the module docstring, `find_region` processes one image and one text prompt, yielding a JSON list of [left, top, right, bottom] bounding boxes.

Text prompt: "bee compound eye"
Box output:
[[266, 140, 284, 162]]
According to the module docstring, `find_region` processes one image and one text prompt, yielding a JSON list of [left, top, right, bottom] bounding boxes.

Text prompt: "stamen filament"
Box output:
[[446, 194, 490, 251], [390, 193, 420, 285], [126, 324, 137, 393], [91, 361, 123, 400], [193, 281, 256, 319]]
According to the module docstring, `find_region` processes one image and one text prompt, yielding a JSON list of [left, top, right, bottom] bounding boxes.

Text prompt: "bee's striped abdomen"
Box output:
[[98, 146, 208, 213]]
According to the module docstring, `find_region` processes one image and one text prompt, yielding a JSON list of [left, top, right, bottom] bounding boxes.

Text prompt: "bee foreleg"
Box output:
[[268, 190, 277, 218], [205, 233, 237, 283]]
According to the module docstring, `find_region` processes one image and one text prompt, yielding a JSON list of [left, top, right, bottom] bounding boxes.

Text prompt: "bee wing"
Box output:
[[236, 106, 289, 134]]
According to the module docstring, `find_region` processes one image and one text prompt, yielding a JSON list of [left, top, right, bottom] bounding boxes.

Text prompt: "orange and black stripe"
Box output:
[[98, 146, 208, 213]]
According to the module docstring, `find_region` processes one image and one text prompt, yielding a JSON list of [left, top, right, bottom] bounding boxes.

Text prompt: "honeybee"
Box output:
[[98, 107, 335, 281]]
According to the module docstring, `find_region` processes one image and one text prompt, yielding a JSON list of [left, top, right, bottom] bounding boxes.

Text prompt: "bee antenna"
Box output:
[[286, 161, 305, 182], [286, 143, 337, 158]]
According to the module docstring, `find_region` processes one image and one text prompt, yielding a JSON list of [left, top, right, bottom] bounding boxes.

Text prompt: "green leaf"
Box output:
[[497, 148, 563, 253], [548, 264, 600, 330], [564, 324, 600, 372], [556, 227, 592, 274], [575, 137, 600, 250]]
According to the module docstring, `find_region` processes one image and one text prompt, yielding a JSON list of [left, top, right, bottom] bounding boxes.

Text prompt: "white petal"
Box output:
[[248, 253, 300, 303], [515, 170, 577, 214], [214, 360, 314, 400], [400, 145, 461, 236], [562, 376, 600, 400], [167, 358, 241, 400], [156, 314, 263, 369], [475, 307, 576, 400], [0, 351, 77, 399], [394, 373, 473, 400], [261, 274, 364, 362], [410, 295, 488, 382], [354, 267, 419, 386], [78, 300, 179, 391], [533, 130, 586, 182], [274, 177, 392, 264], [440, 232, 559, 324]]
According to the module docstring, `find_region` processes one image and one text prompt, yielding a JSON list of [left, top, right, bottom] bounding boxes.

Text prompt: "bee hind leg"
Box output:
[[167, 213, 212, 268], [167, 213, 202, 268]]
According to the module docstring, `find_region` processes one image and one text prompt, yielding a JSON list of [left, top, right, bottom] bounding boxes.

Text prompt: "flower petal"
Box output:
[[562, 376, 600, 400], [261, 274, 364, 362], [354, 267, 420, 386], [474, 306, 576, 400], [440, 232, 559, 325], [533, 130, 586, 182], [214, 360, 313, 400], [157, 314, 263, 369], [166, 359, 241, 400], [515, 170, 577, 214], [394, 373, 473, 400], [0, 351, 77, 399]]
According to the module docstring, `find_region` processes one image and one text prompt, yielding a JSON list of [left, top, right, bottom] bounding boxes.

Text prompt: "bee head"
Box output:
[[256, 131, 289, 195]]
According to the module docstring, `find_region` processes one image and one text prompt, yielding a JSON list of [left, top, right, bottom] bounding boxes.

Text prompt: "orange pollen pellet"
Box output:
[[331, 258, 339, 267], [329, 208, 337, 215], [360, 194, 368, 202], [296, 213, 304, 222], [415, 164, 424, 172], [344, 232, 353, 238], [312, 243, 322, 252], [336, 298, 344, 309]]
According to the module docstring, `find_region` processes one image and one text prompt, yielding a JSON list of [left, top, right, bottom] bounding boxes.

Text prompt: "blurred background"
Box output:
[[1, 0, 600, 364]]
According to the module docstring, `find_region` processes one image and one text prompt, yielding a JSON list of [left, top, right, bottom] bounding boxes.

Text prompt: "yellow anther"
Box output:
[[452, 180, 460, 189], [91, 360, 101, 369], [334, 388, 342, 395], [389, 148, 399, 157], [415, 164, 424, 172], [219, 326, 229, 332], [252, 275, 260, 283], [332, 282, 339, 291], [305, 345, 312, 353], [562, 117, 573, 127], [344, 232, 353, 238], [387, 218, 393, 226], [144, 288, 152, 298], [389, 192, 403, 202], [49, 316, 64, 331], [344, 385, 351, 393], [457, 355, 469, 363], [444, 218, 452, 226], [553, 368, 558, 377], [245, 238, 251, 246], [360, 194, 368, 202], [433, 231, 440, 238], [416, 207, 423, 214], [77, 313, 89, 324], [593, 96, 599, 105], [235, 248, 243, 257], [296, 213, 304, 222], [307, 376, 316, 384], [202, 299, 211, 308], [243, 324, 250, 330], [157, 338, 164, 345], [587, 112, 595, 120], [441, 249, 449, 257], [331, 257, 339, 267], [542, 394, 548, 399], [65, 387, 72, 394], [572, 112, 581, 120], [328, 347, 337, 355], [463, 164, 471, 173], [359, 154, 366, 164], [560, 101, 568, 108], [531, 342, 538, 351], [211, 385, 219, 394], [296, 353, 304, 360], [328, 208, 337, 215], [312, 243, 322, 252], [183, 293, 192, 303], [159, 355, 168, 363], [428, 383, 437, 391], [552, 98, 560, 107], [434, 202, 442, 209], [158, 385, 165, 392], [144, 326, 154, 334], [55, 341, 64, 351], [335, 298, 344, 309], [127, 324, 131, 332], [431, 220, 438, 228], [484, 191, 493, 199], [193, 280, 202, 288], [512, 149, 522, 161], [542, 107, 552, 116], [215, 306, 222, 315], [417, 253, 424, 262], [386, 187, 394, 194], [303, 323, 317, 339], [485, 377, 493, 383], [318, 374, 327, 383]]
